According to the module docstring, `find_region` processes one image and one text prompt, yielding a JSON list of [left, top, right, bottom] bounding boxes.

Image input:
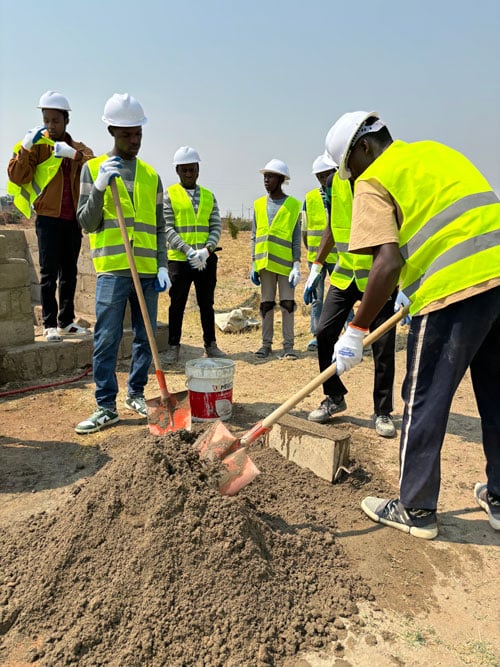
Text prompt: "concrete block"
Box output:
[[0, 258, 30, 288], [0, 317, 34, 346], [266, 413, 350, 483]]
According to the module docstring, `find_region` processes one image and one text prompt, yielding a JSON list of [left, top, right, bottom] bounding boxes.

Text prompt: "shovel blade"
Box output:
[[194, 419, 240, 461], [146, 391, 191, 435], [218, 448, 261, 496]]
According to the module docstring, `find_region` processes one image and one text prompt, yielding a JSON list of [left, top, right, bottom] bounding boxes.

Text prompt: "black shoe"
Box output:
[[308, 395, 346, 423]]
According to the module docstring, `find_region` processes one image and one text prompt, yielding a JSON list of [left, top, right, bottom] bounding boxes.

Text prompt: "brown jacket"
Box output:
[[7, 132, 94, 218]]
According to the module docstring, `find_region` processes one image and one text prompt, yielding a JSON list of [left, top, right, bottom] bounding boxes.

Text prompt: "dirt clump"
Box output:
[[0, 429, 370, 666]]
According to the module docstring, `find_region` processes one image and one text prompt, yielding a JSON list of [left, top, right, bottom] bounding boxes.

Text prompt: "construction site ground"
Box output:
[[0, 230, 498, 666]]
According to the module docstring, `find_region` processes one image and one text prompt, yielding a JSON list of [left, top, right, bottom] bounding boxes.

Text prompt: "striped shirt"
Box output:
[[163, 184, 222, 255], [77, 155, 167, 275]]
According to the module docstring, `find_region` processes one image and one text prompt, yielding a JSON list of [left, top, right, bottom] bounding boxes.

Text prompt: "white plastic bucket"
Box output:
[[185, 358, 235, 422]]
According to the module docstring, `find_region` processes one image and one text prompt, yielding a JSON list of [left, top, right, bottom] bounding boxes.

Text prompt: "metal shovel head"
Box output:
[[194, 419, 240, 461], [146, 390, 192, 435], [218, 448, 261, 496]]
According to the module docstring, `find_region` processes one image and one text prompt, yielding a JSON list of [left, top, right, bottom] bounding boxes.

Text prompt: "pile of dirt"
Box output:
[[0, 430, 372, 666]]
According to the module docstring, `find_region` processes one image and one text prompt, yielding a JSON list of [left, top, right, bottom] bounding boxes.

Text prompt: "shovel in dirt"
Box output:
[[110, 180, 191, 435], [195, 305, 410, 494]]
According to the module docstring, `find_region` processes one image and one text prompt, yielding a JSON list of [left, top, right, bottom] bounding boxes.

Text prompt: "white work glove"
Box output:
[[156, 266, 171, 291], [22, 125, 46, 150], [288, 260, 301, 287], [394, 290, 411, 325], [194, 247, 210, 271], [303, 262, 323, 305], [187, 247, 208, 270], [53, 141, 77, 160], [333, 324, 368, 376], [94, 156, 122, 192]]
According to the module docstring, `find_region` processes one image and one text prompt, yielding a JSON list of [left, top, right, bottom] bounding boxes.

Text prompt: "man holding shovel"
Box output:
[[326, 110, 500, 539], [74, 93, 170, 434]]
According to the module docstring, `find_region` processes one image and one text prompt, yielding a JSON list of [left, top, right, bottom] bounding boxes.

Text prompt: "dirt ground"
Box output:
[[0, 230, 499, 666]]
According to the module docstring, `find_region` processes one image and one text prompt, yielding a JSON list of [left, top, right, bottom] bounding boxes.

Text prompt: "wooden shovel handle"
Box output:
[[260, 305, 410, 430], [109, 180, 168, 401]]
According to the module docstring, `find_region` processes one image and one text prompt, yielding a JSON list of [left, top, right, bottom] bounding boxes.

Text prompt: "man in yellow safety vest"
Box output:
[[251, 159, 302, 360], [326, 110, 500, 539], [7, 91, 94, 342], [162, 146, 227, 363], [301, 154, 337, 351], [74, 93, 170, 434]]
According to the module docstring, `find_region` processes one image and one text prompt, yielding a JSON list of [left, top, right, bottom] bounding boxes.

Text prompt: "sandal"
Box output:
[[255, 346, 271, 358], [278, 349, 298, 360]]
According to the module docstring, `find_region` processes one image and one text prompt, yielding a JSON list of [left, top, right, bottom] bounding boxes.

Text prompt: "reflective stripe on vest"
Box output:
[[329, 173, 372, 291], [305, 188, 337, 264], [358, 140, 500, 315], [254, 195, 301, 276], [167, 184, 214, 261], [87, 155, 159, 274], [7, 137, 59, 219]]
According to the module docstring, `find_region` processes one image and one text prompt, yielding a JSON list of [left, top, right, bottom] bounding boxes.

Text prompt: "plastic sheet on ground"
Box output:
[[215, 307, 260, 333]]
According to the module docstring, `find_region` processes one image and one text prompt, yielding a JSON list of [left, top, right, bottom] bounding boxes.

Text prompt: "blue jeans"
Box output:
[[308, 261, 335, 335], [93, 274, 158, 409]]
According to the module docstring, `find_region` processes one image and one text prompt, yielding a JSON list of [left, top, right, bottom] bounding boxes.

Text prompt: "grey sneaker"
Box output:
[[125, 395, 147, 417], [474, 483, 500, 530], [75, 407, 119, 434], [361, 497, 438, 540], [374, 414, 396, 438], [204, 342, 228, 358], [308, 395, 347, 423], [164, 344, 180, 364]]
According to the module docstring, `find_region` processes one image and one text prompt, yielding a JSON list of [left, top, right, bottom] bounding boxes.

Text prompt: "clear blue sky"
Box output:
[[1, 0, 499, 216]]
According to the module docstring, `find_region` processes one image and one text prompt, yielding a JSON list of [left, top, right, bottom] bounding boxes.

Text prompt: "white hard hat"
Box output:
[[259, 158, 290, 181], [311, 153, 337, 175], [37, 91, 71, 111], [325, 111, 385, 179], [102, 93, 147, 127], [173, 146, 201, 165]]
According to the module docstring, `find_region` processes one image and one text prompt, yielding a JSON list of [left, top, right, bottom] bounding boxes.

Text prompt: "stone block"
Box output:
[[0, 317, 34, 346], [266, 413, 350, 483], [0, 258, 30, 289]]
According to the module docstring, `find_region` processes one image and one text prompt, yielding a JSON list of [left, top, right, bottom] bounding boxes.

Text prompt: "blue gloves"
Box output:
[[303, 262, 323, 305], [94, 156, 122, 192], [250, 268, 260, 286], [22, 126, 46, 150], [394, 290, 411, 325], [155, 266, 171, 292]]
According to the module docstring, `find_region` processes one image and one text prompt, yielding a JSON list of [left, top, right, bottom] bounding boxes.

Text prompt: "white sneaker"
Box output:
[[44, 327, 62, 342], [57, 323, 92, 336], [374, 414, 396, 438]]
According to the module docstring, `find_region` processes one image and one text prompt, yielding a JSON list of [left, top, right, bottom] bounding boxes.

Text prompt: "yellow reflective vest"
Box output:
[[87, 155, 159, 274], [254, 195, 301, 276], [167, 184, 214, 261], [330, 173, 372, 291], [7, 137, 59, 219], [304, 188, 337, 264], [358, 140, 500, 315]]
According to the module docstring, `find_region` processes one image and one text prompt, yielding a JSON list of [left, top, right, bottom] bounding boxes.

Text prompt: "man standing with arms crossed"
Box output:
[[327, 110, 500, 539], [163, 146, 226, 363], [75, 93, 170, 434], [8, 91, 94, 342]]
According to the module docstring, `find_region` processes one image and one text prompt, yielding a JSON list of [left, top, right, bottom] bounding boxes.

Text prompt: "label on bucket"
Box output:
[[189, 389, 233, 422]]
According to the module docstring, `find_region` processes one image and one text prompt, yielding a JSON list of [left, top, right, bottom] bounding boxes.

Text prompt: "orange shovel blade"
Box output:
[[194, 420, 240, 461], [218, 448, 261, 496], [146, 391, 191, 435]]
